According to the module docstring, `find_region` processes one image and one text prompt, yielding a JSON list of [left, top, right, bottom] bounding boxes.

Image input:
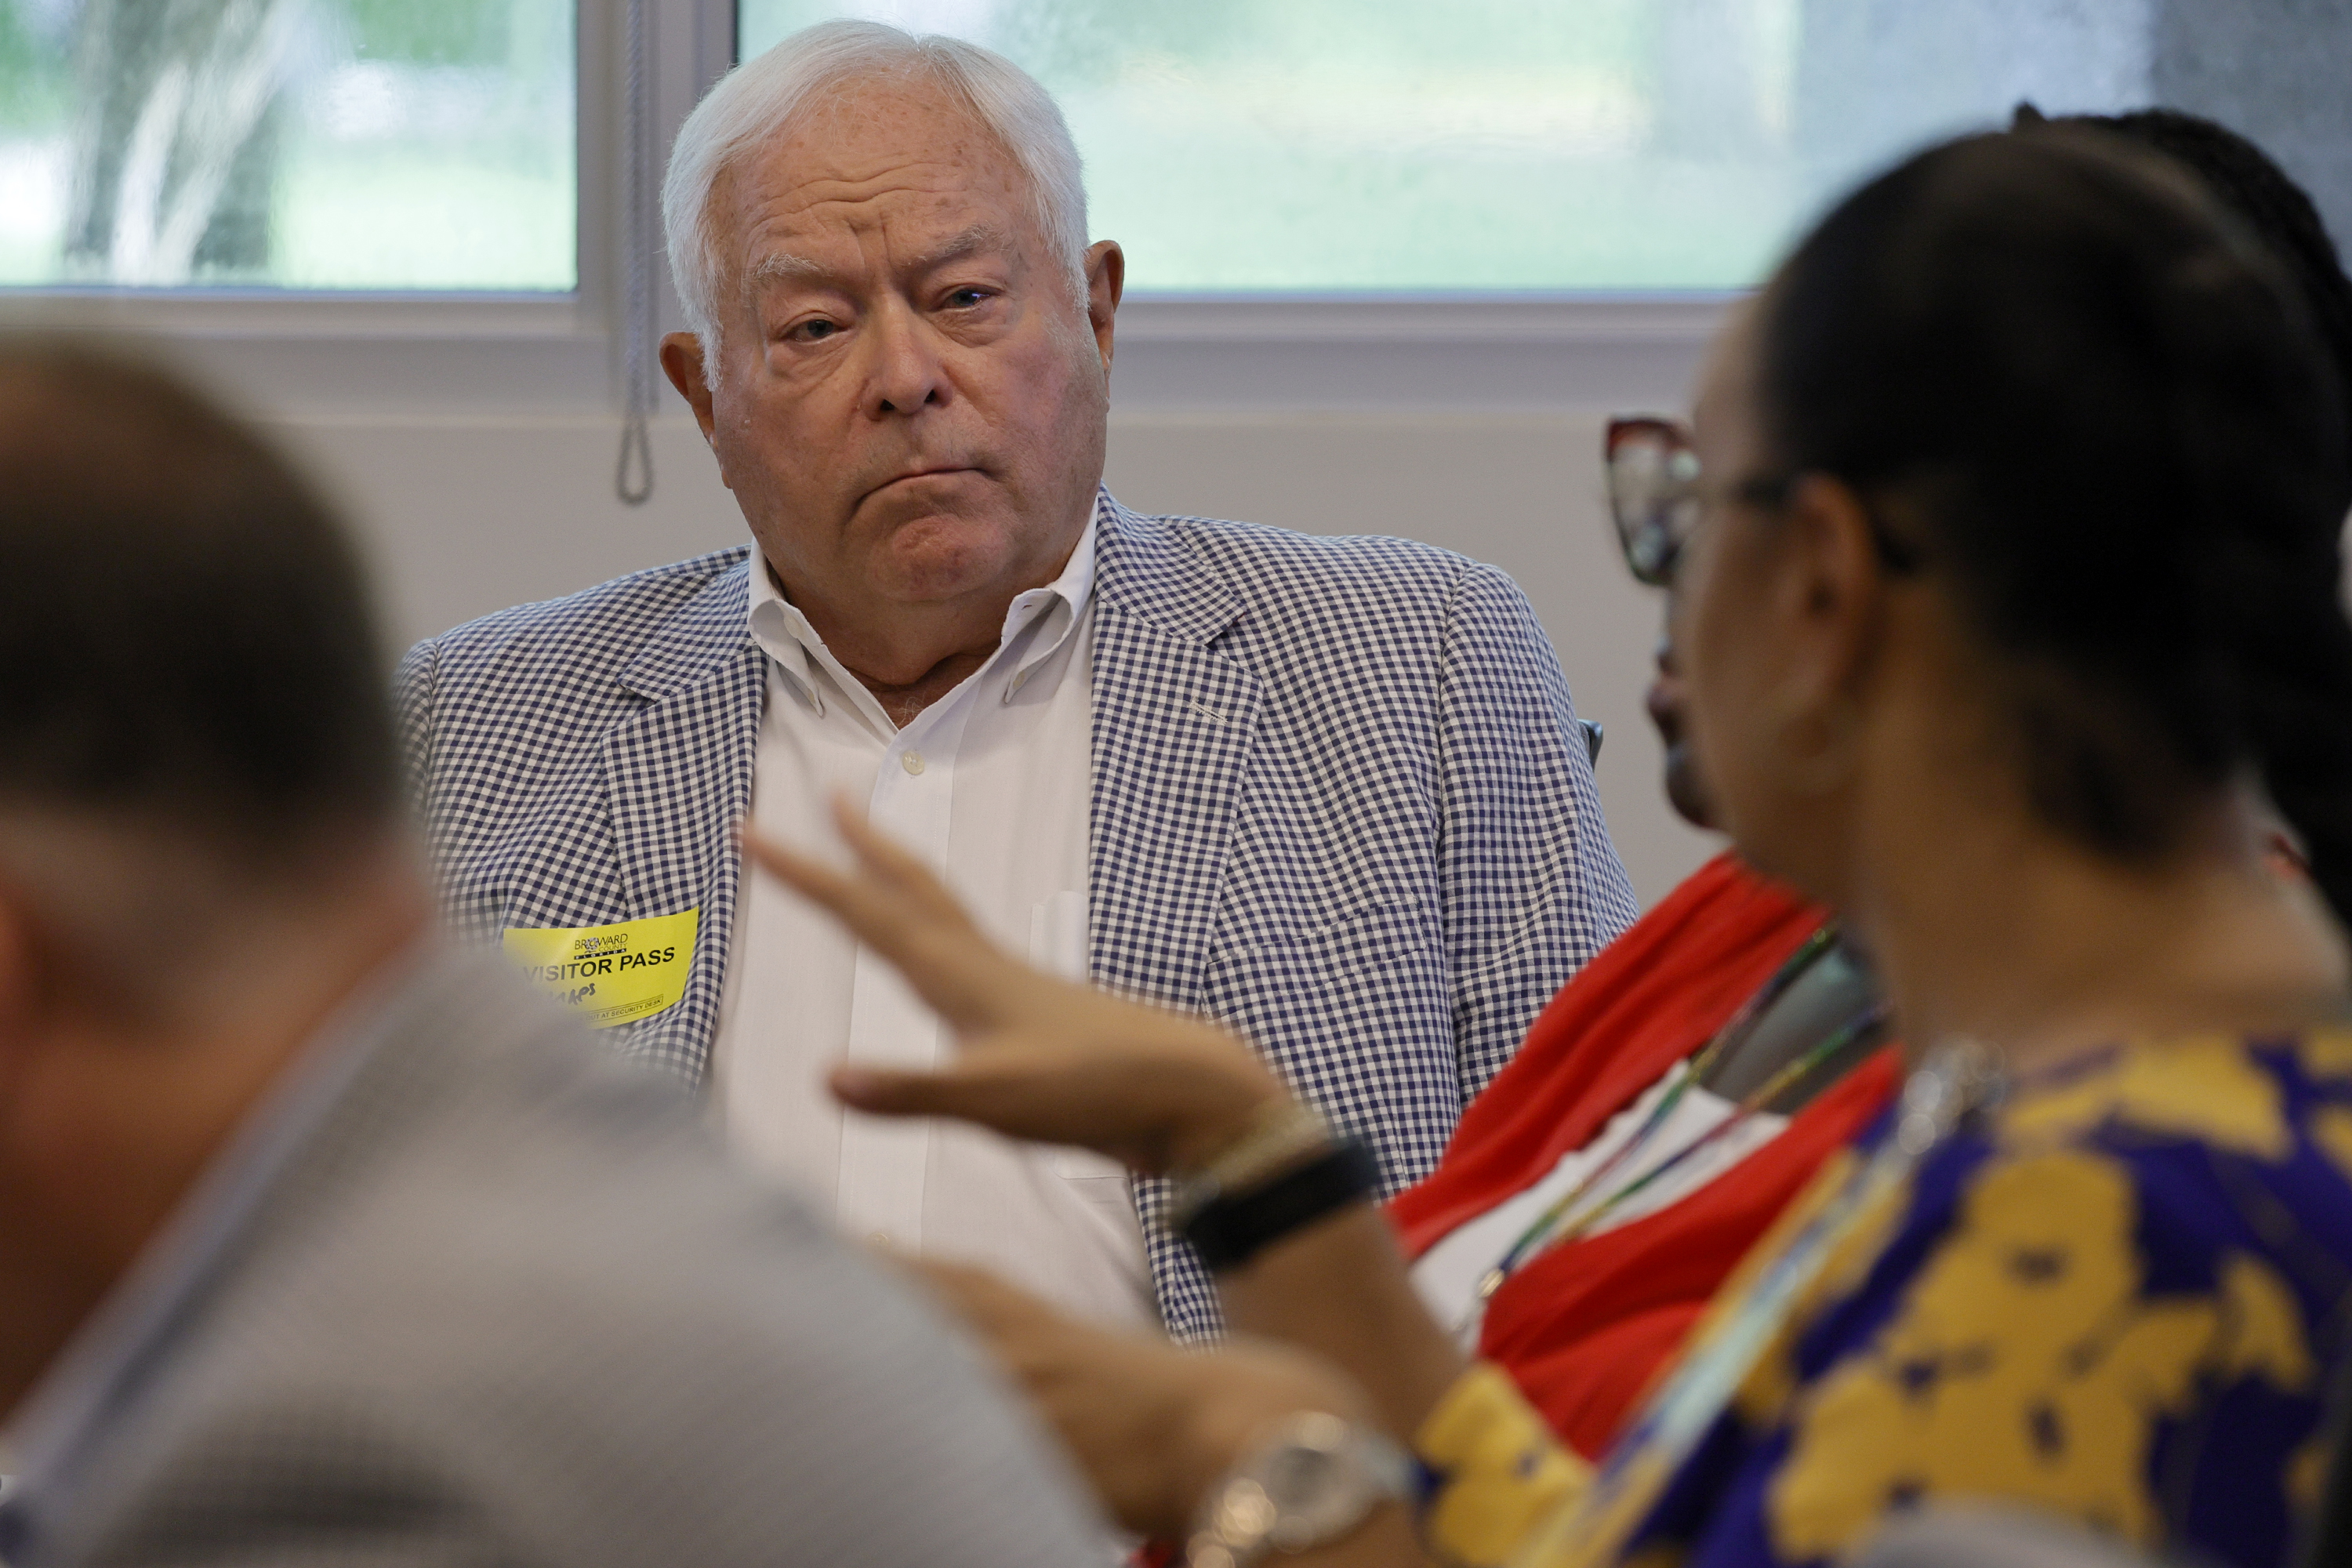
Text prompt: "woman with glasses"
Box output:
[[757, 125, 2352, 1568], [1377, 424, 1896, 1464]]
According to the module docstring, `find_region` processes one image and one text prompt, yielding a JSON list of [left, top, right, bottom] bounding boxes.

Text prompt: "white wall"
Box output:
[[264, 397, 1722, 907]]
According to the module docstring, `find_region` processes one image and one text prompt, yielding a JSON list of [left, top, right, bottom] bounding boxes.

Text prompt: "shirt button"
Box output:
[[868, 1231, 894, 1248], [901, 752, 925, 775]]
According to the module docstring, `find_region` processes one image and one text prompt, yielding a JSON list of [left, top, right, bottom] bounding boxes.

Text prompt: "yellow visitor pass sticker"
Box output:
[[503, 909, 698, 1030]]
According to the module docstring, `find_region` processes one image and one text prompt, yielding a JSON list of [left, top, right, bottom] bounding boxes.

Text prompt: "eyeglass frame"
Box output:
[[1604, 415, 1922, 587]]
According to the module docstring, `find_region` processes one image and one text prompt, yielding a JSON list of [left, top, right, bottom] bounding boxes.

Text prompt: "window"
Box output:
[[0, 0, 575, 292], [737, 0, 2352, 297]]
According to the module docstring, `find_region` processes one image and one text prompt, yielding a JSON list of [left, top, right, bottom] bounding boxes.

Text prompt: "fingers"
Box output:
[[829, 1058, 1039, 1125], [828, 1053, 1157, 1168], [906, 1256, 1045, 1331], [739, 829, 892, 945], [740, 796, 981, 958], [742, 824, 1018, 1028], [905, 1258, 1088, 1374], [869, 1249, 1041, 1349], [829, 795, 978, 928], [830, 1062, 953, 1117]]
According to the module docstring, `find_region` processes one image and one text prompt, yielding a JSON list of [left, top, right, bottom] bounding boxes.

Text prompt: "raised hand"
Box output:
[[902, 1255, 1387, 1544], [776, 803, 1472, 1495], [745, 798, 1294, 1174]]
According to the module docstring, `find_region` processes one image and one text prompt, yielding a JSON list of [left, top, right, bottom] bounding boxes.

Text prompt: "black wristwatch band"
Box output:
[[1179, 1136, 1381, 1272]]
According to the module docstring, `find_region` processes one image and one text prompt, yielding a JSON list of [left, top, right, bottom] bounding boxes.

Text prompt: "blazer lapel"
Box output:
[[602, 561, 766, 1084], [1087, 496, 1261, 1011]]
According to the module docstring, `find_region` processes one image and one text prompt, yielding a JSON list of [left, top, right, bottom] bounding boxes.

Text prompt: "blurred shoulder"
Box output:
[[93, 1007, 1102, 1567]]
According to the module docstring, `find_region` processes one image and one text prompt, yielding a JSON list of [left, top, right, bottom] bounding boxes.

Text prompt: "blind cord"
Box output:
[[615, 0, 655, 506]]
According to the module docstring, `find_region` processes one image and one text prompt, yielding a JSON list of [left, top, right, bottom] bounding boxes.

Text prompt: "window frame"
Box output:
[[0, 0, 1736, 416]]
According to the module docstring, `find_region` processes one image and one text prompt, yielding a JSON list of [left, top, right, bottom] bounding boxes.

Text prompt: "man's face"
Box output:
[[663, 74, 1118, 631]]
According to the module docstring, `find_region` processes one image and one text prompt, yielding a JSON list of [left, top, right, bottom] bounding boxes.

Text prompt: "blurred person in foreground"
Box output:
[[0, 340, 1105, 1568], [394, 19, 1635, 1341], [753, 125, 2352, 1568]]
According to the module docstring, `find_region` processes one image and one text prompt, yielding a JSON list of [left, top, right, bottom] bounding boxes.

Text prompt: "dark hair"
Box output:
[[0, 337, 400, 872], [1755, 132, 2352, 927], [2016, 103, 2352, 499]]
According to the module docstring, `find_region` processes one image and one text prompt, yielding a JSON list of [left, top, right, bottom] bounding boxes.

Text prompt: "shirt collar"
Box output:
[[0, 938, 433, 1559], [744, 507, 1099, 728]]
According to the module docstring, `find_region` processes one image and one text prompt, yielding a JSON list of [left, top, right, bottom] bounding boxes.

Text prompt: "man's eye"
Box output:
[[946, 288, 992, 308], [787, 318, 838, 343]]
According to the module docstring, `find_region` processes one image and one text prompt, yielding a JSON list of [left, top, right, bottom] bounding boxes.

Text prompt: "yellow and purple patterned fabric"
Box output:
[[1418, 1032, 2352, 1568]]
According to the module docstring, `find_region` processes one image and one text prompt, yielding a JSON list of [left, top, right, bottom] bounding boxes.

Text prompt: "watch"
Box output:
[[1186, 1411, 1417, 1568]]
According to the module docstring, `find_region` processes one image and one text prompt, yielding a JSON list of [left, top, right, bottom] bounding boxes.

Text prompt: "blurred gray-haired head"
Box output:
[[661, 19, 1090, 353]]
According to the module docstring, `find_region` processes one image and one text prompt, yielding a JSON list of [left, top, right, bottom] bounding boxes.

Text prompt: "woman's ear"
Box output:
[[0, 884, 47, 1132], [1760, 473, 1895, 793], [1781, 474, 1889, 637]]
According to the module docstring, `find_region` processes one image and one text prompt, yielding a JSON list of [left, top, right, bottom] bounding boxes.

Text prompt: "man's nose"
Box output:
[[863, 301, 947, 418]]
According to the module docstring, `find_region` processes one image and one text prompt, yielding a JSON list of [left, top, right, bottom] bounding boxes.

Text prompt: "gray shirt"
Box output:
[[0, 943, 1106, 1568]]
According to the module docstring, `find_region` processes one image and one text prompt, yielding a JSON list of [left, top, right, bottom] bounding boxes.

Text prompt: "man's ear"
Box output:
[[1083, 241, 1124, 372], [660, 332, 719, 445]]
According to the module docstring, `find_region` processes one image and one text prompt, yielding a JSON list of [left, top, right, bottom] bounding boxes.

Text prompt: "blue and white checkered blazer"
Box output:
[[396, 491, 1637, 1339]]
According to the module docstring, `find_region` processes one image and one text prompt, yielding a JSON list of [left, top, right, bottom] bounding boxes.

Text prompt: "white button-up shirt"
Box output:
[[711, 517, 1154, 1327]]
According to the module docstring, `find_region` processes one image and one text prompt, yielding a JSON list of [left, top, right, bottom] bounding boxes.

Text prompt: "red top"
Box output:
[[1387, 852, 1901, 1460]]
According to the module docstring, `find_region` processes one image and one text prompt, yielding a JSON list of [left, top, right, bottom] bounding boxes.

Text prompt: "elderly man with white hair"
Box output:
[[397, 20, 1635, 1341]]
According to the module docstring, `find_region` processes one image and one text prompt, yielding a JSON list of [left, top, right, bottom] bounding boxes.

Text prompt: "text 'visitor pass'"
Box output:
[[503, 909, 699, 1030]]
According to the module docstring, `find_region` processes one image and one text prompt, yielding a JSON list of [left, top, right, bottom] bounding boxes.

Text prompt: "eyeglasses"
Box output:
[[1605, 416, 1921, 585], [1604, 416, 1793, 586]]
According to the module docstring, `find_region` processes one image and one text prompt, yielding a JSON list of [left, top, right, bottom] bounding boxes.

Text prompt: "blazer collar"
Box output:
[[620, 549, 758, 703], [1082, 489, 1262, 1019], [1091, 490, 1245, 648]]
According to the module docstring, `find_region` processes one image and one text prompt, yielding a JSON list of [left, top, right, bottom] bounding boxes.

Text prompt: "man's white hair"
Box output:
[[662, 19, 1089, 351]]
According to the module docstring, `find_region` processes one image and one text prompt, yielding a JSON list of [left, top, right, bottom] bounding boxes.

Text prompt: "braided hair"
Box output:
[[1755, 131, 2352, 927], [2016, 102, 2352, 506]]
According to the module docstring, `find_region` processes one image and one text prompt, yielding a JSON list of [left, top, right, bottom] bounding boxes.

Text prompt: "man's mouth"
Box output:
[[874, 464, 979, 492]]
